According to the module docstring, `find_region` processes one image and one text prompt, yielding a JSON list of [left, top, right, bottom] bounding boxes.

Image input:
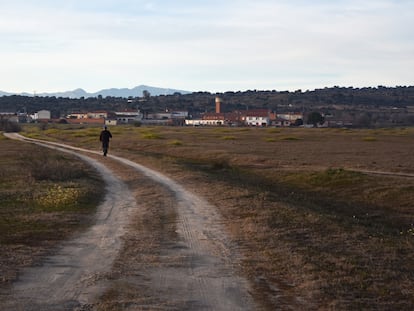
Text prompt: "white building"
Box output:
[[88, 111, 108, 119], [114, 110, 143, 124], [31, 110, 51, 120], [277, 113, 303, 121], [244, 110, 271, 127], [149, 111, 189, 120], [185, 119, 223, 126], [66, 112, 88, 119]]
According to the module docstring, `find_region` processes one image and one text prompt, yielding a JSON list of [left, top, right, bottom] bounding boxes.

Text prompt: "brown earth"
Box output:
[[1, 135, 259, 310], [2, 127, 414, 310]]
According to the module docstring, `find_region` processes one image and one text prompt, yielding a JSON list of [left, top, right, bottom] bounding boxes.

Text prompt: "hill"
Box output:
[[0, 85, 191, 98]]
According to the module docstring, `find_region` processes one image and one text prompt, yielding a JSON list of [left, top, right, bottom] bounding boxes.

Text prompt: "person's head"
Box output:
[[104, 126, 107, 130]]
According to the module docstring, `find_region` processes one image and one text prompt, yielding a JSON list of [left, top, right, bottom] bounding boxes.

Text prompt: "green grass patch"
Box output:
[[308, 168, 365, 187], [280, 136, 301, 141], [169, 139, 183, 146], [142, 132, 163, 139], [24, 132, 42, 139], [73, 132, 91, 137], [283, 168, 365, 189], [222, 135, 236, 140], [34, 184, 83, 211], [43, 128, 61, 135], [213, 128, 232, 133], [236, 128, 251, 132], [266, 128, 282, 133], [71, 128, 100, 137], [362, 136, 377, 142]]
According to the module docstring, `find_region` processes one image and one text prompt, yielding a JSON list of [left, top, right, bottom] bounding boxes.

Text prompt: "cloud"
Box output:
[[0, 0, 413, 92]]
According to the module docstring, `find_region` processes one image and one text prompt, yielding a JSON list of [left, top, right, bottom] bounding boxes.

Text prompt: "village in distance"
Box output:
[[1, 85, 414, 129]]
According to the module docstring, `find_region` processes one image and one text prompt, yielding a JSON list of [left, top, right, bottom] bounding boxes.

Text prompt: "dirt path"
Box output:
[[2, 134, 137, 310], [2, 133, 256, 310]]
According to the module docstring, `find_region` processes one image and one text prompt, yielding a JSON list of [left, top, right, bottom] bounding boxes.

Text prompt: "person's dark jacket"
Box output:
[[100, 129, 112, 144]]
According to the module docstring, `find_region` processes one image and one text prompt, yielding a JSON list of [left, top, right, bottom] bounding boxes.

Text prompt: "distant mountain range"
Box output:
[[0, 85, 191, 98]]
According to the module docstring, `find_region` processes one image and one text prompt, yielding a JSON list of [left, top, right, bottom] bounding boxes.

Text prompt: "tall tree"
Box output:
[[307, 111, 324, 127]]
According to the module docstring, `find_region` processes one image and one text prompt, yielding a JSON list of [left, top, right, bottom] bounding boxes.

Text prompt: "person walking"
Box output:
[[99, 126, 112, 156]]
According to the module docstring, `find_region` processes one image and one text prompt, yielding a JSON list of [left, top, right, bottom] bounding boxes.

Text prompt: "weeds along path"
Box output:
[[2, 133, 137, 310], [3, 133, 256, 310]]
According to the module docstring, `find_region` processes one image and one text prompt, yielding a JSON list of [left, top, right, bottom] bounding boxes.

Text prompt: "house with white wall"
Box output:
[[244, 110, 271, 126], [114, 109, 143, 124], [31, 110, 51, 121], [88, 111, 108, 119], [66, 112, 88, 119]]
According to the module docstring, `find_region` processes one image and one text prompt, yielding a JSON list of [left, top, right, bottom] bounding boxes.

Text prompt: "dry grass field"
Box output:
[[4, 125, 414, 309], [0, 134, 104, 287]]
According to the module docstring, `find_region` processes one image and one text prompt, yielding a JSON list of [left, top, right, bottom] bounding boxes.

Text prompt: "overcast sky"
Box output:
[[1, 0, 413, 93]]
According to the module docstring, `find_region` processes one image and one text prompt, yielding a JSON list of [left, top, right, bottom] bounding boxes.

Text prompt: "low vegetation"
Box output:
[[6, 124, 414, 309], [0, 119, 21, 132], [0, 135, 104, 285], [141, 131, 163, 140]]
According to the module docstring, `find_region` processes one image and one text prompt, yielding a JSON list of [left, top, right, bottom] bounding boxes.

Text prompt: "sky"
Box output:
[[0, 0, 413, 93]]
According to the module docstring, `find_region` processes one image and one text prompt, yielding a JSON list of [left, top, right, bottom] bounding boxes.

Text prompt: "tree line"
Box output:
[[1, 86, 414, 127]]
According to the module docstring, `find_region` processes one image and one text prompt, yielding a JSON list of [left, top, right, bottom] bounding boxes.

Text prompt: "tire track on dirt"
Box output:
[[4, 133, 257, 310], [109, 155, 256, 310], [2, 133, 137, 310]]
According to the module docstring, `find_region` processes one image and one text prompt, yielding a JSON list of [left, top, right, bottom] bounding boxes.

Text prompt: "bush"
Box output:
[[0, 119, 21, 132]]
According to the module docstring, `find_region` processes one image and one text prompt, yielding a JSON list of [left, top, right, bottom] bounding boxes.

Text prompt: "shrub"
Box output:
[[0, 119, 21, 132]]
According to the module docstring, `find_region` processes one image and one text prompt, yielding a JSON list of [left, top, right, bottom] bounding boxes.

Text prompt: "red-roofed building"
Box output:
[[242, 109, 271, 126]]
